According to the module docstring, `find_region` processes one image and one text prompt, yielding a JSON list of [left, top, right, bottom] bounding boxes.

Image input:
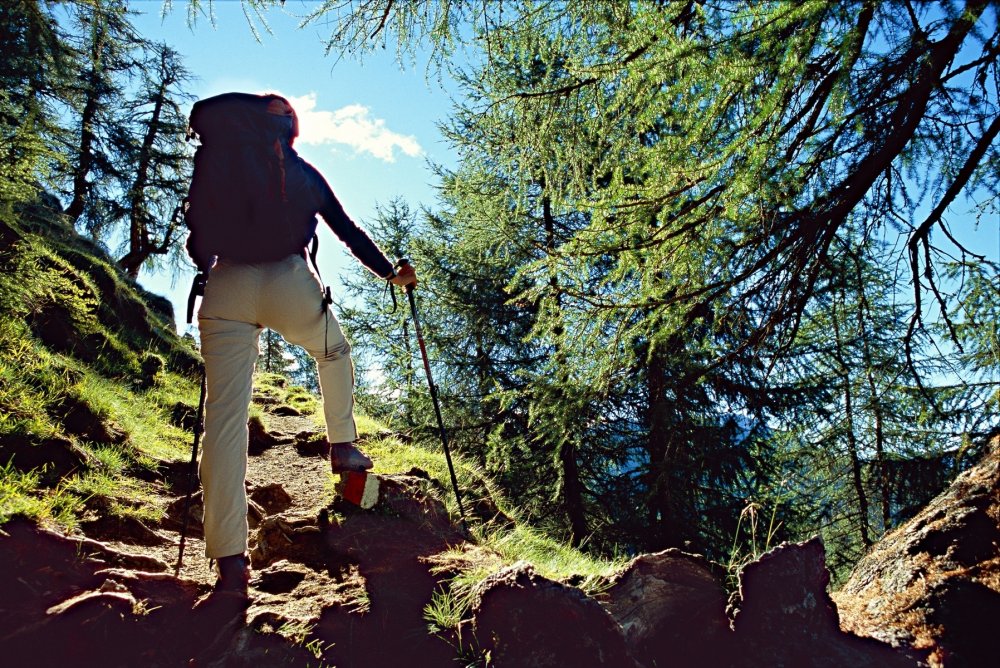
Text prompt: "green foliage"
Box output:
[[423, 522, 625, 635], [0, 192, 201, 531], [327, 0, 1000, 573], [0, 318, 68, 439], [0, 461, 84, 528], [65, 442, 165, 523], [253, 371, 318, 416]]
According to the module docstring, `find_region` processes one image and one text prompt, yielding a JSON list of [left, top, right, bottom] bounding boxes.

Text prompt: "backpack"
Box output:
[[183, 92, 319, 273]]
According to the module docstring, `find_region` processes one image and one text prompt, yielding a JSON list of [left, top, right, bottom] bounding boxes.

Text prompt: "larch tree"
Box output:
[[115, 42, 193, 279], [204, 0, 1000, 559]]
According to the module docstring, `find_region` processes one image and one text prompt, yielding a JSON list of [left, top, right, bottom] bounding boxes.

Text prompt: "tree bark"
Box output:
[[542, 193, 588, 546], [831, 298, 872, 548]]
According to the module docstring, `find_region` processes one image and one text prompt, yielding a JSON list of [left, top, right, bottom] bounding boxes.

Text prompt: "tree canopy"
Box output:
[[314, 0, 1000, 566]]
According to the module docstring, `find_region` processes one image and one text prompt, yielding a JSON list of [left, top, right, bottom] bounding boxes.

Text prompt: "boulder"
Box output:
[[603, 549, 732, 667], [732, 539, 918, 667], [834, 438, 1000, 667], [468, 561, 638, 667], [250, 482, 294, 515]]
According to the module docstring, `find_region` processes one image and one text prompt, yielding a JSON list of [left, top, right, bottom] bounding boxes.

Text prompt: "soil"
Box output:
[[0, 408, 469, 667]]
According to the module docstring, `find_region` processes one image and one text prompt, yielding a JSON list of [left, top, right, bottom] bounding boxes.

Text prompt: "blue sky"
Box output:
[[130, 1, 457, 331]]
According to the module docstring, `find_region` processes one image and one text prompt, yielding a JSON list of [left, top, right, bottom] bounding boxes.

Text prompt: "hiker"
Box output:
[[184, 93, 416, 594]]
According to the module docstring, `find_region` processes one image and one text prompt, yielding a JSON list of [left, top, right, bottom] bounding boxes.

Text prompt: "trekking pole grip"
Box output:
[[394, 257, 416, 294]]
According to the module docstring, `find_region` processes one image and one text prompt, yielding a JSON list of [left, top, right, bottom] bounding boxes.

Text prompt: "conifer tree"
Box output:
[[58, 0, 137, 230], [0, 0, 73, 207], [114, 42, 193, 278], [234, 0, 1000, 560], [259, 328, 290, 375]]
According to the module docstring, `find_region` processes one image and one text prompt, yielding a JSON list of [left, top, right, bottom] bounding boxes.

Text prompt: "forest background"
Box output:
[[3, 0, 1000, 582]]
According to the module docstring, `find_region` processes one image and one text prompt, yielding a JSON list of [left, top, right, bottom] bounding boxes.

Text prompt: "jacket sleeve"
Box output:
[[309, 165, 395, 279]]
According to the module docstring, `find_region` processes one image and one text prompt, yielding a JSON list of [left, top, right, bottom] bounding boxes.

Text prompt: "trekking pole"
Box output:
[[175, 368, 207, 576], [396, 259, 468, 528]]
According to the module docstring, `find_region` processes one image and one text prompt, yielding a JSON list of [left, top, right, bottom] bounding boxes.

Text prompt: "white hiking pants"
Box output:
[[198, 254, 356, 558]]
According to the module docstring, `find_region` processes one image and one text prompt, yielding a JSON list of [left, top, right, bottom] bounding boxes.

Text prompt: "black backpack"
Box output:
[[183, 92, 319, 273]]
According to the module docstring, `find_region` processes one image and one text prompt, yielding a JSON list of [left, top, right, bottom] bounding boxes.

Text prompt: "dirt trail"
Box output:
[[0, 408, 469, 667]]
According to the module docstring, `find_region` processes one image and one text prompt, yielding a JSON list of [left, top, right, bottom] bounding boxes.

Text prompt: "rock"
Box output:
[[72, 534, 171, 573], [170, 400, 198, 431], [80, 513, 169, 546], [248, 415, 281, 455], [371, 474, 454, 532], [254, 560, 309, 594], [272, 404, 301, 417], [92, 568, 203, 609], [467, 562, 637, 667], [247, 496, 268, 529], [46, 588, 139, 616], [732, 539, 918, 667], [835, 438, 1000, 667], [250, 483, 294, 515], [294, 432, 329, 457], [33, 590, 142, 664], [603, 549, 732, 667], [250, 514, 323, 569], [164, 490, 204, 537]]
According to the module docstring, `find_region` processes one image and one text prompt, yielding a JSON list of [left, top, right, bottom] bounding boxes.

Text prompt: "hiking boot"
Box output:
[[330, 442, 373, 473], [214, 553, 250, 595]]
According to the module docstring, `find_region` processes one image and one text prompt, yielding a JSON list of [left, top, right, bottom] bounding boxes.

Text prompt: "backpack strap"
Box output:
[[308, 233, 335, 358], [186, 272, 207, 325], [308, 234, 333, 312]]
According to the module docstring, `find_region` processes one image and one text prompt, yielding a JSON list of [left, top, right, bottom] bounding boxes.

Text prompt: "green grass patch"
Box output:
[[75, 369, 195, 464], [286, 385, 318, 415], [423, 524, 625, 633], [254, 372, 319, 416], [0, 318, 73, 439], [0, 461, 83, 529], [348, 416, 625, 637], [65, 445, 165, 523]]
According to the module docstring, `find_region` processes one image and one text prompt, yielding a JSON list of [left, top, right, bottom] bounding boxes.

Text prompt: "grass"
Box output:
[[723, 495, 786, 591], [344, 414, 627, 636], [77, 370, 195, 463], [0, 461, 84, 529], [275, 620, 333, 665], [0, 316, 197, 530], [64, 443, 166, 523], [254, 372, 319, 416], [0, 318, 73, 440], [422, 524, 626, 634]]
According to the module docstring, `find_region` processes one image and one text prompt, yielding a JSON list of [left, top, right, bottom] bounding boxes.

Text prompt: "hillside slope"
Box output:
[[1, 197, 995, 667]]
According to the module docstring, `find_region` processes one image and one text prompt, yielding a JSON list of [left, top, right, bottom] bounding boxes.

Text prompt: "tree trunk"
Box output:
[[853, 255, 891, 531], [645, 342, 672, 548], [65, 12, 105, 225], [542, 193, 588, 546], [831, 300, 872, 548], [120, 52, 173, 279]]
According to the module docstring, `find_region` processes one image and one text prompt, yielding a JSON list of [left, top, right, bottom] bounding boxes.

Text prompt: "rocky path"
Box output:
[[3, 403, 995, 666], [0, 407, 468, 666]]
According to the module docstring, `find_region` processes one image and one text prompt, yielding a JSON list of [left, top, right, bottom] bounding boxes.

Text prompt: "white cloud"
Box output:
[[282, 92, 423, 163]]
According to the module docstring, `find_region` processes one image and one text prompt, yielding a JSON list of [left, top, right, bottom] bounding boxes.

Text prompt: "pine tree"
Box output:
[[0, 1, 73, 207], [259, 328, 290, 375], [114, 42, 193, 278], [246, 0, 1000, 561], [58, 0, 137, 230]]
